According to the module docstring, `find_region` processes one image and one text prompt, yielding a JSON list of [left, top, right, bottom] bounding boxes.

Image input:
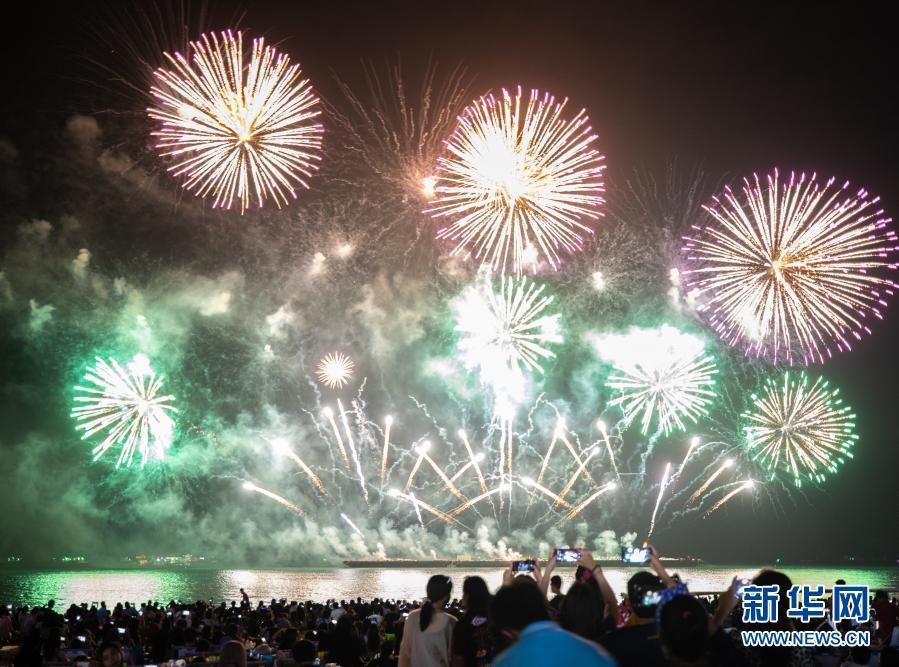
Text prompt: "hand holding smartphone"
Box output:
[[511, 559, 536, 572], [734, 578, 752, 597]]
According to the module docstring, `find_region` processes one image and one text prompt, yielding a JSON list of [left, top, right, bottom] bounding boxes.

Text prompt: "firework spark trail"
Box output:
[[392, 489, 464, 528], [679, 436, 701, 474], [458, 430, 490, 495], [504, 418, 514, 507], [646, 462, 672, 541], [422, 452, 468, 502], [597, 420, 621, 480], [148, 31, 323, 212], [743, 371, 856, 487], [242, 481, 305, 516], [380, 415, 393, 487], [404, 442, 429, 492], [682, 169, 898, 365], [405, 491, 425, 528], [340, 513, 366, 540], [449, 485, 509, 516], [338, 399, 368, 504], [72, 355, 177, 469], [271, 438, 327, 496], [704, 481, 754, 518], [536, 422, 562, 487], [558, 431, 598, 485], [554, 446, 600, 507], [521, 477, 572, 509], [324, 407, 350, 470], [560, 482, 616, 526], [428, 87, 606, 275], [449, 452, 485, 483], [687, 459, 735, 506]]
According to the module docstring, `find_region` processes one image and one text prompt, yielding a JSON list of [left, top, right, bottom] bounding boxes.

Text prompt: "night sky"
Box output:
[[2, 1, 898, 565]]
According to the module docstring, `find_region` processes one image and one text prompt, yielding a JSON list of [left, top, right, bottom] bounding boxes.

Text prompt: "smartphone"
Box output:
[[554, 548, 581, 563], [77, 635, 86, 642], [117, 627, 126, 635], [182, 610, 190, 617], [621, 546, 651, 564], [512, 559, 535, 572], [641, 590, 661, 606], [735, 578, 752, 596]]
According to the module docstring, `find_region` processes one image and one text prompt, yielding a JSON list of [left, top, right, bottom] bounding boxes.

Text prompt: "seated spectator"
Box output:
[[876, 590, 899, 646], [548, 576, 565, 617], [600, 571, 666, 667], [490, 577, 616, 666], [291, 638, 316, 665], [741, 569, 813, 667], [219, 640, 247, 667], [658, 594, 710, 666], [99, 641, 125, 667]]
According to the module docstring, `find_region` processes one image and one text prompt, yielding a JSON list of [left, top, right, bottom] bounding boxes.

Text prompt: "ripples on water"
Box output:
[[3, 567, 898, 607]]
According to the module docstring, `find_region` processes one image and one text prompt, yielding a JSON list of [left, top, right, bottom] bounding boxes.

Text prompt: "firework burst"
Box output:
[[148, 30, 323, 212], [454, 274, 562, 407], [330, 62, 472, 199], [316, 352, 355, 389], [72, 354, 177, 469], [429, 87, 605, 275], [592, 325, 718, 435], [743, 370, 856, 486], [683, 169, 897, 365]]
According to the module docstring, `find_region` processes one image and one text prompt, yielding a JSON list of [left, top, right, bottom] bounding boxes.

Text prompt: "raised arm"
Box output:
[[709, 577, 740, 635], [579, 549, 617, 620], [538, 548, 557, 598], [647, 544, 676, 588]]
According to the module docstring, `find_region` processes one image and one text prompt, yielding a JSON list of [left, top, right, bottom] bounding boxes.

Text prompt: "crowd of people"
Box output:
[[1, 548, 897, 667]]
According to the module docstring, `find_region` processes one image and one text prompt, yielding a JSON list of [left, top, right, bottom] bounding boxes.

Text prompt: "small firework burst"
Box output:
[[316, 352, 355, 389], [72, 354, 177, 469], [742, 370, 856, 486]]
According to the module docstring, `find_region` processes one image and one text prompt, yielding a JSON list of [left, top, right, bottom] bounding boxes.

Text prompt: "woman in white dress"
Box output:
[[399, 575, 456, 667]]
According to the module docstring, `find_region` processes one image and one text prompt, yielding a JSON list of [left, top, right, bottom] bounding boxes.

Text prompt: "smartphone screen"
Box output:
[[117, 628, 126, 635], [735, 578, 752, 596], [621, 546, 651, 564], [554, 548, 581, 563], [641, 590, 661, 606], [512, 559, 535, 572]]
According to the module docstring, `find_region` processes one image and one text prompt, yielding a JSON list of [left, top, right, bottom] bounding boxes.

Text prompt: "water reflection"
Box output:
[[3, 566, 896, 607]]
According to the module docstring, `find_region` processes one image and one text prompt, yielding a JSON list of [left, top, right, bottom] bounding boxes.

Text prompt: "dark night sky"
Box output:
[[2, 2, 898, 563]]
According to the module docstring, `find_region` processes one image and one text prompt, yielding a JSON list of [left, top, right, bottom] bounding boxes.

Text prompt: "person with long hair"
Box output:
[[452, 576, 492, 667], [399, 575, 455, 667]]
